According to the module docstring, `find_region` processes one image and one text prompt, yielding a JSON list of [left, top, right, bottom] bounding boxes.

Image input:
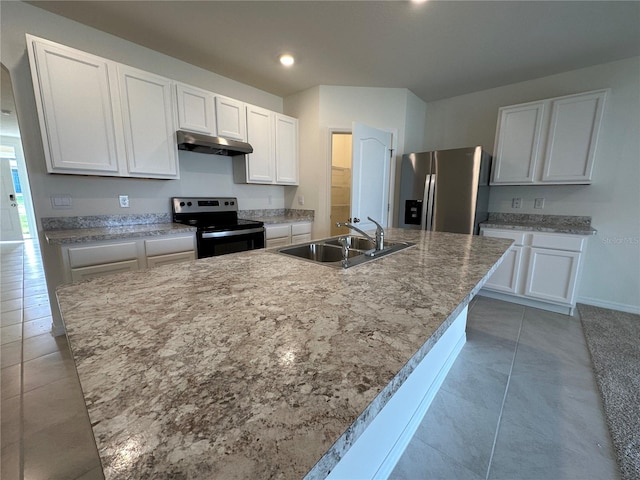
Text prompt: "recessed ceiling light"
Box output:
[[279, 54, 295, 67]]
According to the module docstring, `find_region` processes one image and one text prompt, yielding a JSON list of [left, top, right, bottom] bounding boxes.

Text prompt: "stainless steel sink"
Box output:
[[275, 236, 415, 268], [277, 243, 360, 263], [322, 235, 376, 251]]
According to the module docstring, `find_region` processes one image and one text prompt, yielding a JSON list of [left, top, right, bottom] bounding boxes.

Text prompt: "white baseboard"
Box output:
[[477, 289, 573, 315], [576, 296, 640, 315]]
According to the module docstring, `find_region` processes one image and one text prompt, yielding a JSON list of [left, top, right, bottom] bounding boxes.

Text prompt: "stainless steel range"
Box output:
[[172, 197, 265, 258]]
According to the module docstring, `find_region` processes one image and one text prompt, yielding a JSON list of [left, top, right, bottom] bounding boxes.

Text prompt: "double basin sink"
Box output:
[[276, 235, 414, 269]]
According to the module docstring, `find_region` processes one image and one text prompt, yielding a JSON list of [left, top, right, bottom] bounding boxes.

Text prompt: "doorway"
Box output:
[[1, 64, 38, 240], [330, 132, 352, 236]]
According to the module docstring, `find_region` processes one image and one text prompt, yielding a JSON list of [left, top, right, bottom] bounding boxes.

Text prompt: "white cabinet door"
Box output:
[[274, 114, 299, 185], [118, 66, 178, 178], [492, 102, 544, 184], [541, 90, 607, 183], [175, 83, 215, 135], [524, 247, 580, 305], [28, 36, 123, 175], [245, 105, 274, 183], [484, 246, 523, 294], [215, 96, 246, 141]]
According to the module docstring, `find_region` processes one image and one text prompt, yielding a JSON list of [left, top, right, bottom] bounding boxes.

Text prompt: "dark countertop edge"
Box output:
[[45, 223, 197, 245], [481, 222, 597, 236]]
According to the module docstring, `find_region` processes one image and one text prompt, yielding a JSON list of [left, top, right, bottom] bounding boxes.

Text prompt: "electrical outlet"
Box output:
[[119, 195, 129, 208], [534, 198, 545, 209], [298, 195, 305, 206], [511, 197, 522, 209]]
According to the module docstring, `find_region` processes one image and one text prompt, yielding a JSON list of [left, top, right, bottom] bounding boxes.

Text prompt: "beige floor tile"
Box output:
[[23, 349, 76, 393], [1, 309, 22, 327], [23, 412, 100, 480], [1, 394, 21, 449], [23, 333, 68, 363], [22, 376, 87, 437], [1, 299, 22, 314], [23, 317, 52, 339], [1, 340, 22, 368], [0, 441, 21, 480], [1, 364, 21, 399], [1, 288, 23, 302], [23, 294, 50, 309], [1, 323, 22, 345], [23, 285, 47, 297], [24, 304, 52, 322]]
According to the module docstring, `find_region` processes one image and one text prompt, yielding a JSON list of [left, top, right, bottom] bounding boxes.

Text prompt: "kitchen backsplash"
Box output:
[[41, 209, 315, 231], [41, 213, 172, 231], [487, 213, 592, 227]]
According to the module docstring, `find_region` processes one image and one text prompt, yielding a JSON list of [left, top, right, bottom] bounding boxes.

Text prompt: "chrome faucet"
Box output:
[[335, 217, 385, 252]]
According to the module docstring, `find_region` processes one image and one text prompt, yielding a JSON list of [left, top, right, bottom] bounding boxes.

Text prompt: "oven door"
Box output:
[[197, 227, 265, 258]]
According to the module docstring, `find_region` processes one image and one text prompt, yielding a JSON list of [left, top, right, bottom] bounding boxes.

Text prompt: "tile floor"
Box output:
[[1, 240, 103, 480], [1, 239, 619, 479], [391, 295, 620, 479]]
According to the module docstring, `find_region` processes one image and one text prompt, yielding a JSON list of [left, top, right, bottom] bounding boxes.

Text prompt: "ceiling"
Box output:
[[22, 1, 640, 103]]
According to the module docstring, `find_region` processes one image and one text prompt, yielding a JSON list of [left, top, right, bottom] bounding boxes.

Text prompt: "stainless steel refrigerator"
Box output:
[[398, 146, 491, 234]]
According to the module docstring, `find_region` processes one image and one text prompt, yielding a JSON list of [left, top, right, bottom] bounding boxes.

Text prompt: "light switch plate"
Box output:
[[51, 194, 72, 209], [119, 195, 129, 208], [534, 198, 545, 209]]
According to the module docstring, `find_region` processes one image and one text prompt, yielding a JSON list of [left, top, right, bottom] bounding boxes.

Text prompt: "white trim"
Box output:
[[576, 296, 640, 315], [323, 306, 467, 479], [477, 289, 573, 315]]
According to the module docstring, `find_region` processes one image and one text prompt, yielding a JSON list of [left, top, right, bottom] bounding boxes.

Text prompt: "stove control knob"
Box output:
[[187, 201, 193, 207], [179, 202, 185, 207], [230, 201, 235, 205], [225, 201, 229, 206]]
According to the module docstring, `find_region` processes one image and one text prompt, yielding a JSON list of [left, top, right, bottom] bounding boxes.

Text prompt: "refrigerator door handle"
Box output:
[[422, 174, 436, 231]]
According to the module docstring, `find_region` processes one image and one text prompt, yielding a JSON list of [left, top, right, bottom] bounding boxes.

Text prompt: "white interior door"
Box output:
[[351, 123, 392, 232], [0, 159, 23, 241]]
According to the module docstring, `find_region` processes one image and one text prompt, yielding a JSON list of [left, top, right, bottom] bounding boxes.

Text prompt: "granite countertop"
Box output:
[[481, 213, 597, 235], [56, 229, 512, 479], [245, 215, 314, 225], [45, 223, 196, 245]]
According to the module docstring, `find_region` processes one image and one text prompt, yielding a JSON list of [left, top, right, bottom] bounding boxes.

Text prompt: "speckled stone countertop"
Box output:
[[239, 208, 315, 225], [481, 213, 597, 235], [45, 223, 196, 245], [56, 229, 512, 479]]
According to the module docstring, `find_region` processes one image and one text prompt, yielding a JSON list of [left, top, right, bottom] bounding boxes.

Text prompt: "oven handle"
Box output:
[[201, 227, 265, 239]]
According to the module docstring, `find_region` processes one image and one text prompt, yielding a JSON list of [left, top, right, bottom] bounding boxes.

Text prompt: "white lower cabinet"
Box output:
[[265, 222, 312, 248], [60, 233, 196, 283], [480, 228, 588, 314]]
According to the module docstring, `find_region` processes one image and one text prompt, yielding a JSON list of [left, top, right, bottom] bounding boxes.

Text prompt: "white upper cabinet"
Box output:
[[492, 102, 544, 184], [27, 35, 178, 179], [27, 35, 123, 175], [274, 113, 299, 185], [175, 82, 215, 135], [215, 96, 246, 141], [541, 91, 606, 183], [118, 66, 178, 178], [233, 107, 299, 185], [491, 89, 608, 185], [244, 105, 274, 183]]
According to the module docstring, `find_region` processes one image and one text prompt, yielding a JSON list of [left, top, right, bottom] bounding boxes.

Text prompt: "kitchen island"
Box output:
[[56, 228, 512, 479]]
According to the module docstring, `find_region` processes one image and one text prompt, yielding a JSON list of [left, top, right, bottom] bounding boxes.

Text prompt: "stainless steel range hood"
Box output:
[[176, 130, 253, 156]]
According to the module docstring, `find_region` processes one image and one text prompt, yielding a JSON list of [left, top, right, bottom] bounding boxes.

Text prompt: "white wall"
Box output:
[[0, 1, 287, 222], [423, 57, 640, 313], [285, 86, 426, 238]]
